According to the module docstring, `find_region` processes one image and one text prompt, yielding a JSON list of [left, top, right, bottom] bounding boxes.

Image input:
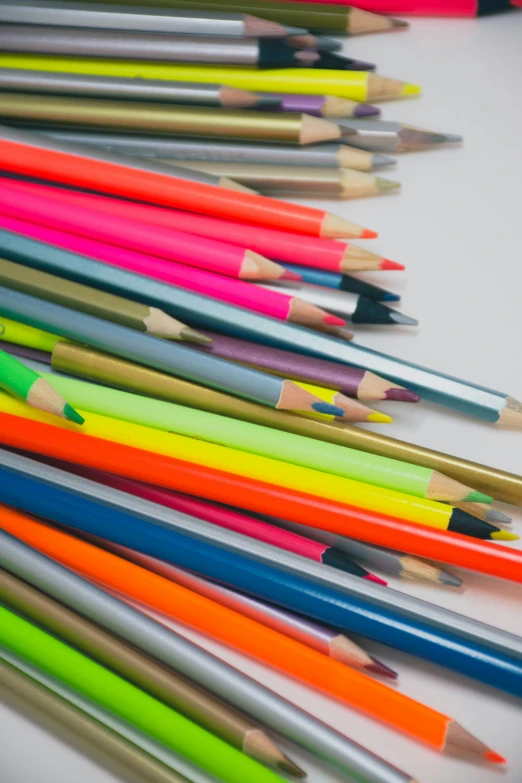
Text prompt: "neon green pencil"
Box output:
[[0, 606, 286, 783], [0, 347, 83, 424], [38, 366, 491, 503]]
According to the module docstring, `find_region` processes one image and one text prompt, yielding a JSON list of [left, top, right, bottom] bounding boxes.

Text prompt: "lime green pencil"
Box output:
[[38, 367, 491, 503], [0, 606, 286, 783], [0, 315, 66, 352], [0, 347, 83, 424]]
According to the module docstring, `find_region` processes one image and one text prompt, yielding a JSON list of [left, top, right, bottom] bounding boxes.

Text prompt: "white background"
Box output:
[[1, 12, 522, 783]]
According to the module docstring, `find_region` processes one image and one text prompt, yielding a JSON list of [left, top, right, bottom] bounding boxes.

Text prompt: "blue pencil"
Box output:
[[0, 457, 521, 700], [278, 264, 401, 302]]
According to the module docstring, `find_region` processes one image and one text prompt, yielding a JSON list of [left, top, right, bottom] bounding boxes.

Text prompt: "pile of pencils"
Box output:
[[0, 2, 520, 783]]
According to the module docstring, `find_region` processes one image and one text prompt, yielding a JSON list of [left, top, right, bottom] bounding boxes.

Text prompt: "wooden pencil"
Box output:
[[451, 502, 512, 525], [0, 568, 304, 777], [0, 257, 209, 342]]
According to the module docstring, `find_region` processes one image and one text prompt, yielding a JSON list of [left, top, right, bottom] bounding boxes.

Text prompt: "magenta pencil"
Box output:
[[0, 179, 401, 274], [52, 462, 385, 583], [0, 178, 289, 281], [0, 213, 346, 330]]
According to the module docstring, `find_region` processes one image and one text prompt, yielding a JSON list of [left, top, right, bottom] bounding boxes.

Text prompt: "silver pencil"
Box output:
[[0, 528, 417, 783], [0, 0, 305, 38], [338, 119, 463, 152]]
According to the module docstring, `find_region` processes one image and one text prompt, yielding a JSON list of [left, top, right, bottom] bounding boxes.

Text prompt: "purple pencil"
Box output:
[[260, 92, 381, 119], [193, 331, 419, 402], [0, 339, 52, 365]]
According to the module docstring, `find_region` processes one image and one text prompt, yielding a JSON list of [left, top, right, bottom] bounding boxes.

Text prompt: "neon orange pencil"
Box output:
[[0, 504, 502, 760]]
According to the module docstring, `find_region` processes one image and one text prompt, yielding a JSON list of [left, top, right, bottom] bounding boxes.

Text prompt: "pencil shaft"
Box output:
[[0, 528, 414, 783]]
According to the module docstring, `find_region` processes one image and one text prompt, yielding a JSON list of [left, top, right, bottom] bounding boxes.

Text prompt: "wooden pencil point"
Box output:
[[179, 327, 213, 345], [239, 251, 285, 280], [143, 307, 196, 341], [320, 213, 373, 239], [299, 114, 342, 145], [243, 729, 306, 779], [444, 722, 505, 762], [218, 176, 257, 194], [498, 396, 522, 427], [348, 6, 407, 34], [426, 472, 492, 503]]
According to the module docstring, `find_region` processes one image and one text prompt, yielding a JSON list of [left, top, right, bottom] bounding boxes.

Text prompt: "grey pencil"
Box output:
[[0, 528, 418, 783], [0, 1, 304, 38], [168, 162, 400, 199], [0, 287, 344, 417], [2, 450, 520, 665], [338, 119, 463, 152], [0, 68, 281, 109], [0, 647, 221, 783], [259, 281, 417, 325], [0, 657, 194, 783], [0, 566, 304, 777], [0, 26, 319, 68], [257, 514, 463, 587], [38, 131, 397, 171]]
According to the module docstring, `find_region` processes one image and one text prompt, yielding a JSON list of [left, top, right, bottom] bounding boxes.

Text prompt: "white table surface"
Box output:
[[1, 12, 522, 783]]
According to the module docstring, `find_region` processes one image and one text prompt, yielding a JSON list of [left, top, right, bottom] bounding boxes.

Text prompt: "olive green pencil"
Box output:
[[0, 346, 83, 424]]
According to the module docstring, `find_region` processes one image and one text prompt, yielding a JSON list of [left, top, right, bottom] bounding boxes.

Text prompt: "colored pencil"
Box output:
[[0, 339, 51, 364], [338, 119, 462, 151], [38, 131, 397, 170], [0, 504, 514, 747], [452, 502, 512, 525], [294, 381, 390, 421], [0, 657, 194, 783], [262, 516, 463, 586], [0, 182, 390, 269], [3, 219, 521, 425], [280, 266, 402, 302], [258, 282, 416, 325], [167, 162, 401, 198], [0, 126, 370, 238], [0, 181, 292, 281], [0, 289, 344, 416], [0, 95, 349, 146], [0, 314, 68, 352], [0, 67, 282, 109], [0, 530, 419, 783], [0, 58, 420, 101], [263, 92, 380, 117], [0, 257, 209, 343], [0, 605, 289, 783], [19, 339, 522, 506], [292, 0, 513, 14], [2, 413, 522, 593], [78, 539, 394, 676], [310, 51, 376, 71], [0, 2, 302, 37], [0, 567, 303, 777], [23, 365, 492, 505], [0, 1, 408, 35], [0, 347, 83, 425]]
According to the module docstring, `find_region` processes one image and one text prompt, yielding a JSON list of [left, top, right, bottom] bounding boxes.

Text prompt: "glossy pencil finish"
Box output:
[[0, 125, 365, 238], [38, 131, 396, 170], [285, 0, 513, 15], [0, 606, 288, 783], [0, 314, 65, 352], [263, 92, 380, 118], [0, 257, 207, 342], [0, 568, 302, 777], [0, 658, 194, 783], [279, 266, 401, 302], [0, 2, 299, 37], [0, 531, 417, 783], [0, 289, 343, 415], [338, 119, 463, 151], [0, 68, 282, 109], [0, 184, 383, 270], [0, 339, 51, 364]]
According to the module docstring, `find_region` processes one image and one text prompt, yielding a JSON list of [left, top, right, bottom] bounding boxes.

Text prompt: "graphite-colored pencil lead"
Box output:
[[388, 311, 419, 326], [437, 570, 463, 588], [453, 503, 512, 525], [179, 327, 213, 345], [373, 154, 397, 168]]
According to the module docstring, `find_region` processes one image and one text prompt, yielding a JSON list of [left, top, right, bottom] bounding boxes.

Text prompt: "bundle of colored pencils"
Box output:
[[0, 3, 520, 783]]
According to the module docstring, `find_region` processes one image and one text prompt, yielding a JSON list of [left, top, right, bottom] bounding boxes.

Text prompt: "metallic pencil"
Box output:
[[0, 67, 281, 109], [0, 1, 304, 38], [338, 119, 463, 152], [0, 529, 417, 783], [278, 266, 401, 302]]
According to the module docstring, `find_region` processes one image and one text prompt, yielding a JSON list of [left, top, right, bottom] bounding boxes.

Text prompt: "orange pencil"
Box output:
[[0, 504, 501, 761], [0, 411, 520, 584]]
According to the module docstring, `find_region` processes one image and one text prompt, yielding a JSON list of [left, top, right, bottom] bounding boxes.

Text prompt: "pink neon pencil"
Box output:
[[0, 178, 288, 281], [0, 179, 400, 274], [0, 213, 345, 330], [281, 0, 511, 13], [52, 463, 385, 583]]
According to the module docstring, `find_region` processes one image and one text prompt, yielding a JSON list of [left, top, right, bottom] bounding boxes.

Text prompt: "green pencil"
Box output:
[[37, 364, 491, 503], [0, 347, 83, 424], [0, 606, 286, 783]]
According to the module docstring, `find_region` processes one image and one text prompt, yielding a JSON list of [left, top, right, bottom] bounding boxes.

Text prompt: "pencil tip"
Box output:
[[180, 327, 213, 345], [323, 314, 346, 326], [464, 490, 493, 504], [382, 293, 401, 302], [366, 656, 399, 679], [312, 402, 345, 416], [376, 177, 401, 192], [373, 153, 397, 168], [389, 311, 419, 326], [354, 103, 381, 118], [361, 228, 378, 239], [439, 570, 463, 588], [391, 17, 410, 27], [277, 759, 308, 778], [491, 530, 519, 541], [63, 403, 84, 425], [484, 751, 506, 764], [401, 83, 422, 97], [365, 573, 388, 586], [367, 411, 393, 424], [280, 269, 302, 282], [485, 509, 513, 525], [380, 259, 405, 270]]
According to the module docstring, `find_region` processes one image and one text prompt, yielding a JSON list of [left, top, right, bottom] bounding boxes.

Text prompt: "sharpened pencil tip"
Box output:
[[63, 403, 84, 426], [373, 154, 397, 168], [280, 269, 302, 282], [384, 388, 420, 403], [367, 411, 393, 424], [389, 311, 419, 326], [380, 259, 405, 270], [180, 327, 213, 345], [354, 103, 381, 118], [401, 83, 421, 96], [391, 17, 410, 27], [485, 752, 506, 764], [464, 490, 493, 504], [361, 228, 378, 239], [366, 656, 398, 679], [439, 570, 463, 588], [312, 402, 345, 416], [443, 133, 464, 143], [277, 759, 307, 779], [365, 573, 388, 586], [382, 293, 401, 302], [376, 178, 401, 192], [485, 509, 513, 525], [323, 314, 346, 326], [491, 530, 519, 541]]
